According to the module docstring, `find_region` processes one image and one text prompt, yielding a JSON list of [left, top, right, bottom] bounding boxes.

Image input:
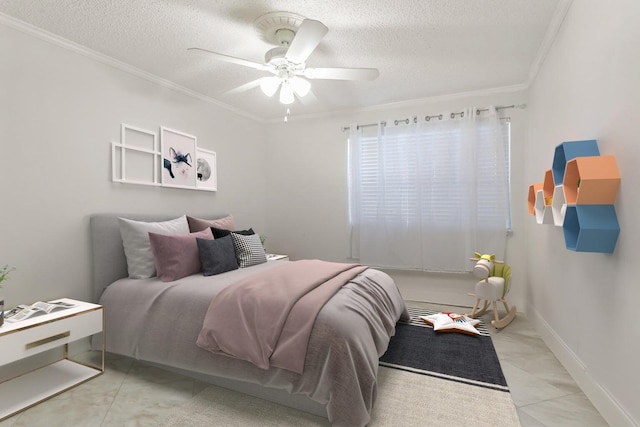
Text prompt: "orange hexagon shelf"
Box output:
[[528, 183, 543, 215], [563, 155, 620, 205]]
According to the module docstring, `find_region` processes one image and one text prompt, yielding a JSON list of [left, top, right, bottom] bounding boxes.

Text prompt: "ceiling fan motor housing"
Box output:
[[254, 12, 305, 46]]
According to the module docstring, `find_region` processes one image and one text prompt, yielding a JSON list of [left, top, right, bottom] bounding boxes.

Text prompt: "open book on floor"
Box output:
[[4, 300, 76, 322]]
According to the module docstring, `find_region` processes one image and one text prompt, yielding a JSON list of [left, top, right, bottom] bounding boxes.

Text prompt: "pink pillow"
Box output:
[[149, 228, 213, 282], [187, 215, 236, 232]]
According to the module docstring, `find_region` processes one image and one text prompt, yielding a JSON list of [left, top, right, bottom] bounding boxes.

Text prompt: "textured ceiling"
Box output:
[[0, 0, 566, 121]]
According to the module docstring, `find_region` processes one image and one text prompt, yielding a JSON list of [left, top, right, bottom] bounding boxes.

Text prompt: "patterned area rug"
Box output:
[[380, 306, 509, 392]]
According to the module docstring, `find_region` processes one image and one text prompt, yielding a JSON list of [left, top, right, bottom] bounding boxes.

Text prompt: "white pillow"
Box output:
[[118, 216, 190, 279]]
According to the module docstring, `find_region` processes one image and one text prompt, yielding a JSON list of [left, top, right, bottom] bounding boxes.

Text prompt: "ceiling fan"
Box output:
[[188, 12, 380, 105]]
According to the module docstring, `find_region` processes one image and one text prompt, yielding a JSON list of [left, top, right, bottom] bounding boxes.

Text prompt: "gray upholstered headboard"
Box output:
[[89, 213, 226, 302]]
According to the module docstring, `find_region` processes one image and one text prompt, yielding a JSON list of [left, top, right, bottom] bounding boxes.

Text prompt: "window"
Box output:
[[348, 107, 511, 272]]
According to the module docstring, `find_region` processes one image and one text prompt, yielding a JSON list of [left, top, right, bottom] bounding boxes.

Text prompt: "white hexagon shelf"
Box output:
[[551, 185, 566, 227], [535, 189, 553, 224]]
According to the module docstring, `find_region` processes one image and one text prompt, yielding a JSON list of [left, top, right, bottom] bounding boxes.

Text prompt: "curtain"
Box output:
[[348, 123, 363, 260], [348, 107, 509, 272]]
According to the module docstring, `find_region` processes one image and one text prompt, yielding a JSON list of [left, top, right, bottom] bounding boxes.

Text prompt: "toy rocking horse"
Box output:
[[467, 252, 516, 329]]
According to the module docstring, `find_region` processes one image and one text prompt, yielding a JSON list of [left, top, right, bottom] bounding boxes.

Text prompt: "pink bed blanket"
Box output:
[[196, 259, 368, 374]]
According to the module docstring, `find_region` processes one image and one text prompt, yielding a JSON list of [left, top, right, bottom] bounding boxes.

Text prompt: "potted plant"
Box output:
[[0, 265, 15, 327]]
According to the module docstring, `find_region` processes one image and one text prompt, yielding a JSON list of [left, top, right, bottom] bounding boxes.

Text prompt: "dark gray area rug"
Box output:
[[380, 307, 509, 392]]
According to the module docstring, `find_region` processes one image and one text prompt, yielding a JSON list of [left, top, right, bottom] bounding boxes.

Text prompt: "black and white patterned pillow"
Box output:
[[230, 232, 267, 268]]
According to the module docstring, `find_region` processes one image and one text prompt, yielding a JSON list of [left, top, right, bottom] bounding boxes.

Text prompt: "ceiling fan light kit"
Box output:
[[279, 81, 295, 104], [290, 76, 311, 97], [260, 76, 281, 97], [189, 11, 379, 105]]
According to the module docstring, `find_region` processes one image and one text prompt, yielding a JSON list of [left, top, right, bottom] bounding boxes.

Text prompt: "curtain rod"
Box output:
[[341, 104, 525, 132]]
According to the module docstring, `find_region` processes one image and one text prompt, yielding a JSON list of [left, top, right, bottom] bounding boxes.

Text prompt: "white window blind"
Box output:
[[348, 107, 511, 272]]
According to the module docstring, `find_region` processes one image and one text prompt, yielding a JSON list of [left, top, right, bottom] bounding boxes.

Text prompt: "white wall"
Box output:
[[264, 88, 530, 310], [525, 1, 639, 425], [0, 22, 267, 307]]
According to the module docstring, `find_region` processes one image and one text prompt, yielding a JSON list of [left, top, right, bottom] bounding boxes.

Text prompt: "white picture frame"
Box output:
[[160, 127, 197, 189], [112, 124, 161, 187], [196, 148, 217, 191]]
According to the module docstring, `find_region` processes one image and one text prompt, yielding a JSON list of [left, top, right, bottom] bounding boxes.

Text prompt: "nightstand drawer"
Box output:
[[0, 309, 102, 366]]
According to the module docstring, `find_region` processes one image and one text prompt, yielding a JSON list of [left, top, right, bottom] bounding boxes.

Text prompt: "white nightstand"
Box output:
[[0, 298, 104, 421], [266, 254, 289, 261]]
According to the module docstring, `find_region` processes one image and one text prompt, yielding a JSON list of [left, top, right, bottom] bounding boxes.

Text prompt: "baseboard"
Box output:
[[527, 303, 637, 427], [387, 269, 524, 311]]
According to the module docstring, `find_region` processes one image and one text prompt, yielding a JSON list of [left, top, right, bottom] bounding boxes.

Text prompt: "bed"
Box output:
[[90, 213, 408, 427]]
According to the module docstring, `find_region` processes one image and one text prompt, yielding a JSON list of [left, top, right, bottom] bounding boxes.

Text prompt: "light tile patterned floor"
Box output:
[[1, 301, 609, 426], [408, 301, 609, 427]]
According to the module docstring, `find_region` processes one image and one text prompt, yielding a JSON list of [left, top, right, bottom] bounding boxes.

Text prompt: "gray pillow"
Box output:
[[230, 232, 267, 268], [118, 215, 190, 279], [197, 235, 239, 276]]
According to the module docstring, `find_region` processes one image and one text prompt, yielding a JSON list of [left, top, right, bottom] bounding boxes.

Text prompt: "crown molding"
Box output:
[[0, 13, 263, 123], [265, 82, 529, 125], [527, 0, 574, 85]]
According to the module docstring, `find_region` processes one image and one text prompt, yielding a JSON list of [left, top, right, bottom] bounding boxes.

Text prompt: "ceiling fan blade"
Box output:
[[285, 19, 328, 64], [297, 88, 318, 106], [303, 67, 380, 81], [224, 79, 263, 95], [188, 47, 270, 71]]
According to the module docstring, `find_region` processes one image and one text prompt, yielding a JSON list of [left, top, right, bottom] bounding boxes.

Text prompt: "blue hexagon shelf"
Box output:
[[563, 205, 620, 253], [552, 140, 600, 185]]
